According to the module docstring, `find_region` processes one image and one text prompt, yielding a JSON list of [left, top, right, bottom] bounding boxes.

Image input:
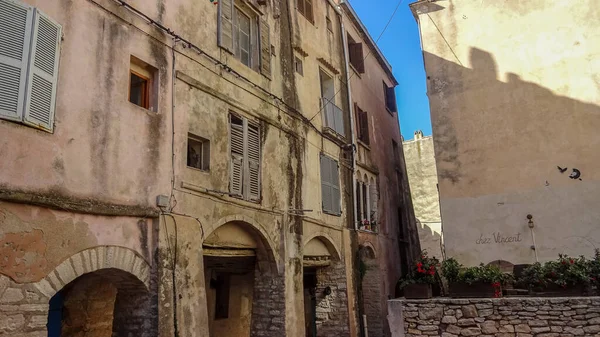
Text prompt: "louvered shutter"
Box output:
[[247, 121, 261, 202], [330, 158, 341, 215], [320, 155, 332, 213], [0, 0, 33, 121], [334, 104, 344, 136], [23, 9, 61, 132], [230, 117, 244, 197], [259, 19, 271, 78], [349, 42, 364, 73], [218, 0, 234, 53], [359, 109, 369, 145]]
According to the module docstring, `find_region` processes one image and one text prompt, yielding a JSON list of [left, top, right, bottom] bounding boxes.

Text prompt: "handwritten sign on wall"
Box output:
[[476, 232, 523, 245]]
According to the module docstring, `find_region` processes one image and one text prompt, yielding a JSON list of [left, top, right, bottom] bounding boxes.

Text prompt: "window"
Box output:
[[214, 273, 230, 320], [347, 34, 364, 74], [320, 155, 341, 215], [355, 104, 369, 145], [383, 82, 397, 113], [294, 56, 304, 76], [229, 114, 261, 202], [320, 69, 345, 136], [129, 56, 157, 110], [218, 0, 271, 76], [297, 0, 314, 23], [187, 134, 210, 171], [0, 0, 61, 133]]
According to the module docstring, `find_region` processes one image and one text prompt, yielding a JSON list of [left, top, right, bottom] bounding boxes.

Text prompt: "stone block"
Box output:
[[480, 321, 498, 334], [419, 307, 443, 320], [407, 328, 422, 335], [588, 316, 600, 324], [459, 327, 481, 336], [26, 315, 47, 329], [442, 316, 458, 324], [531, 326, 551, 334], [441, 333, 457, 337], [528, 319, 548, 327], [417, 325, 438, 331], [447, 325, 462, 334], [478, 309, 493, 317], [461, 305, 478, 318], [550, 326, 562, 333], [1, 288, 24, 303], [457, 318, 476, 327], [562, 326, 584, 336], [499, 325, 515, 333], [515, 324, 531, 333], [583, 325, 600, 334], [0, 314, 25, 333]]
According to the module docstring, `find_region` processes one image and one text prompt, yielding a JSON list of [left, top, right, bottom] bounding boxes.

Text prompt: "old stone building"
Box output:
[[0, 0, 417, 336], [403, 131, 443, 260], [410, 0, 600, 266], [338, 2, 421, 337]]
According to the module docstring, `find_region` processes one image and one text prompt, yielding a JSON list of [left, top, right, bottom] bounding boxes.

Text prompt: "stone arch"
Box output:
[[356, 169, 363, 182], [303, 233, 342, 261], [204, 215, 280, 269], [487, 259, 515, 273], [33, 246, 151, 299], [359, 242, 377, 259]]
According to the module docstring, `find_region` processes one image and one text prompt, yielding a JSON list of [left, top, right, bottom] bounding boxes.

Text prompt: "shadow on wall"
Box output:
[[416, 219, 443, 260], [426, 48, 600, 189]]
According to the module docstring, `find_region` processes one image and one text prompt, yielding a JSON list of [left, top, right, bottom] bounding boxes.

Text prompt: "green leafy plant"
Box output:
[[519, 254, 590, 289], [398, 250, 440, 289], [441, 258, 461, 283], [441, 258, 512, 298], [588, 249, 600, 288]]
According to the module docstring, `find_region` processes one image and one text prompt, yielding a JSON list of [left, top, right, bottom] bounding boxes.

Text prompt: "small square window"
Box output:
[[187, 134, 210, 171], [129, 56, 157, 111], [294, 56, 304, 76]]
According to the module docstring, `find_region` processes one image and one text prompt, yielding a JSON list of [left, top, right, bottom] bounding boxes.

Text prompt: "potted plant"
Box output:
[[442, 258, 509, 298], [589, 249, 600, 294], [398, 250, 439, 299], [520, 254, 589, 296]]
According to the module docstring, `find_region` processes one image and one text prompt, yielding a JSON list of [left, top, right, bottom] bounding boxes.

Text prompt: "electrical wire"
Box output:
[[308, 0, 406, 123]]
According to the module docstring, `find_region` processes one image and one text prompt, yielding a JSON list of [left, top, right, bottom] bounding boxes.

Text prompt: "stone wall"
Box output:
[[388, 297, 600, 337], [250, 267, 286, 337], [315, 262, 350, 337], [362, 257, 384, 337]]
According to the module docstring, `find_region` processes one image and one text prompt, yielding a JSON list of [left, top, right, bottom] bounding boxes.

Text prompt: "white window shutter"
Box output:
[[23, 9, 61, 132], [259, 19, 271, 78], [0, 0, 33, 121], [331, 159, 341, 215], [320, 155, 332, 213], [230, 117, 244, 197], [247, 121, 261, 202], [218, 0, 234, 53]]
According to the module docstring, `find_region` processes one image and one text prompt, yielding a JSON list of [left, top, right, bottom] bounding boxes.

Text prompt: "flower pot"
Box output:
[[529, 284, 586, 297], [404, 283, 432, 299], [449, 282, 501, 298]]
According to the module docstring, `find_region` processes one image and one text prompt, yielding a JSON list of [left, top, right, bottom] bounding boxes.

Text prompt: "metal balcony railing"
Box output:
[[321, 98, 345, 137]]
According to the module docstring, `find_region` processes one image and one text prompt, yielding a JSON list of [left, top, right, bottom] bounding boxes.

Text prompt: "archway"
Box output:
[[43, 247, 154, 337], [302, 236, 348, 337], [202, 221, 283, 337]]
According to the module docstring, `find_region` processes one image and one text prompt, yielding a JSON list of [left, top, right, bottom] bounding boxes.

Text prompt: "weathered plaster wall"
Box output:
[[403, 135, 443, 259], [342, 4, 422, 337], [389, 297, 600, 337], [412, 0, 600, 266]]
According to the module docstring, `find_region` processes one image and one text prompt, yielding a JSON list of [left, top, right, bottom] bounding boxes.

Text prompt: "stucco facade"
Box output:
[[339, 2, 422, 337], [410, 0, 600, 266], [403, 132, 443, 260]]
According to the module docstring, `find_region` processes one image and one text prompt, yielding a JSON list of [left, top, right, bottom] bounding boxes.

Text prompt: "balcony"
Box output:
[[321, 98, 345, 138]]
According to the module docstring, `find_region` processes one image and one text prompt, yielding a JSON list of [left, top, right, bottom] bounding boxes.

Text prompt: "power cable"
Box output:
[[308, 0, 405, 122]]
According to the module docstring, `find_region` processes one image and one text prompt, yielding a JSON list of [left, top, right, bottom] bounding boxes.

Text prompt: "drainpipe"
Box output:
[[336, 1, 358, 230]]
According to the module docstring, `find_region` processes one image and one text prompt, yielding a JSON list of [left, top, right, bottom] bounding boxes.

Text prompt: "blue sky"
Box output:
[[350, 0, 432, 140]]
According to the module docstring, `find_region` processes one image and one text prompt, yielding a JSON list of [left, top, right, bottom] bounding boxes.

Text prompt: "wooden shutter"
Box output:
[[0, 0, 33, 121], [23, 9, 61, 132], [230, 116, 244, 197], [247, 121, 261, 202], [385, 85, 397, 112], [305, 0, 314, 23], [218, 0, 234, 53], [259, 19, 271, 78], [358, 109, 369, 145], [349, 42, 364, 73], [320, 155, 332, 213], [330, 158, 340, 215]]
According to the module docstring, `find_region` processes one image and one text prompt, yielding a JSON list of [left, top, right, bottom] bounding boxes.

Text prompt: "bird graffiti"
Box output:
[[557, 166, 568, 173], [569, 168, 581, 180]]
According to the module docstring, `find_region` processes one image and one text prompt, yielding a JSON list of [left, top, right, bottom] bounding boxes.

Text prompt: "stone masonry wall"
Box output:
[[250, 267, 286, 337], [315, 262, 350, 337], [388, 297, 600, 337], [362, 258, 384, 337]]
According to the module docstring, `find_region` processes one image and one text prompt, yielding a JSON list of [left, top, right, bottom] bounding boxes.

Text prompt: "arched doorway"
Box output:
[[357, 244, 383, 337], [302, 236, 348, 337], [46, 268, 153, 337], [202, 220, 283, 337]]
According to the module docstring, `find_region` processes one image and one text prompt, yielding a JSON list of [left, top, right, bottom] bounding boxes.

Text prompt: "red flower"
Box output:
[[416, 262, 423, 268], [592, 277, 597, 281], [570, 259, 574, 264], [429, 270, 435, 276], [561, 261, 567, 265]]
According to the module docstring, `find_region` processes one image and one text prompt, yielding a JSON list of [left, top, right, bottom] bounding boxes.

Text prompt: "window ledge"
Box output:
[[323, 210, 342, 217], [357, 229, 378, 234], [349, 64, 362, 78], [323, 128, 346, 146], [357, 139, 370, 150], [186, 166, 210, 174]]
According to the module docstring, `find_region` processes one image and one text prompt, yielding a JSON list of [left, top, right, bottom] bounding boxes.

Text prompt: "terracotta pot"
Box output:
[[449, 282, 501, 298], [404, 283, 433, 299]]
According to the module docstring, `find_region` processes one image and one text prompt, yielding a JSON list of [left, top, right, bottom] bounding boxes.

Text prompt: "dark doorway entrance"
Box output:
[[303, 268, 317, 337]]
